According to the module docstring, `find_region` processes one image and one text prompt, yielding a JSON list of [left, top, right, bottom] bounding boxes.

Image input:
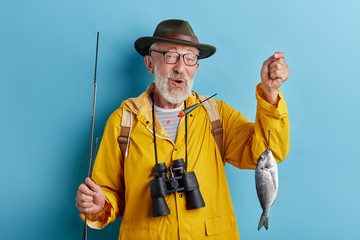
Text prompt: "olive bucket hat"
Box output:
[[134, 19, 216, 59]]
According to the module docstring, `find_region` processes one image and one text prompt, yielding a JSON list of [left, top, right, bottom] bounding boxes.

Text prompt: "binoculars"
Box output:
[[149, 159, 205, 217]]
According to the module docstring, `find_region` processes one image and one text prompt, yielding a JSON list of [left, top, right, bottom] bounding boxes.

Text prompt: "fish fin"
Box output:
[[258, 215, 269, 231], [265, 217, 269, 230], [271, 171, 278, 191]]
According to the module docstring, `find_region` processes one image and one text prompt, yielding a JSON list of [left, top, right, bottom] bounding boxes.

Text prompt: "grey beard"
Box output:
[[154, 68, 194, 104]]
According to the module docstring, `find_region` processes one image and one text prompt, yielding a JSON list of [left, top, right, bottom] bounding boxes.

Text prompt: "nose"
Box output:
[[173, 55, 186, 74]]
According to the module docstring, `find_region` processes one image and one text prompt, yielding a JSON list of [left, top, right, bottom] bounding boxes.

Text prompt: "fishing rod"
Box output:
[[82, 31, 100, 240]]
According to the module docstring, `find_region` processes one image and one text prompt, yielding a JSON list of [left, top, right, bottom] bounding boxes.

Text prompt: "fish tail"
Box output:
[[257, 214, 269, 231]]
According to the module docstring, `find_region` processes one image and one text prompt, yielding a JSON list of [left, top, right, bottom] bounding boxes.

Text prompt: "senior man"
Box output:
[[76, 19, 290, 239]]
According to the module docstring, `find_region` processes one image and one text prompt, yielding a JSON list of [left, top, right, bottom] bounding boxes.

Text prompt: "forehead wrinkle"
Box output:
[[157, 43, 199, 54]]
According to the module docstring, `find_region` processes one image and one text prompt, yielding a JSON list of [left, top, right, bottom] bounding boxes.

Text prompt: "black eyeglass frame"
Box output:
[[149, 50, 200, 66]]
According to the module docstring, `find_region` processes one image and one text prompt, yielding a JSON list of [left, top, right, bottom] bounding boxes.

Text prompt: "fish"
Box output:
[[255, 149, 278, 230]]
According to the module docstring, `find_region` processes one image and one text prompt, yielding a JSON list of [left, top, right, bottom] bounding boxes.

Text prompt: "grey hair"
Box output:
[[149, 42, 159, 54]]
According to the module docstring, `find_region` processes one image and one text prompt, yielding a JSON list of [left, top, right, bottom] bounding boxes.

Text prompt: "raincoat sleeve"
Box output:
[[220, 83, 290, 169], [80, 108, 125, 229]]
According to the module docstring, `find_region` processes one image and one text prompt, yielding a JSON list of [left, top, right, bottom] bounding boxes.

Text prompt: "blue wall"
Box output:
[[1, 0, 359, 239]]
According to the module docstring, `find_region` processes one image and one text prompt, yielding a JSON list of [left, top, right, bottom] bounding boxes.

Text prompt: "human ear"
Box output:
[[195, 62, 200, 71], [144, 55, 154, 74]]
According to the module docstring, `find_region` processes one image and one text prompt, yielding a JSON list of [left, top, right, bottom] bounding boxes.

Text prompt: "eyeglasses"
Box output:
[[149, 50, 199, 66]]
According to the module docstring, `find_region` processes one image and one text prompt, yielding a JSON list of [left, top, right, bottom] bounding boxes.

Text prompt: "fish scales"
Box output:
[[255, 149, 278, 230]]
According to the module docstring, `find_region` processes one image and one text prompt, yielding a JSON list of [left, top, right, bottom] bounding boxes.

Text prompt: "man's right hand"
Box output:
[[76, 177, 106, 215]]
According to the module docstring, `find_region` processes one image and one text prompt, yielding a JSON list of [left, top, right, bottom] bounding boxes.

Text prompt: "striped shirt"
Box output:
[[154, 104, 183, 143]]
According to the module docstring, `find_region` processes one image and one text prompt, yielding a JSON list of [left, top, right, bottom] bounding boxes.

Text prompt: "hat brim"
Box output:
[[134, 36, 216, 59]]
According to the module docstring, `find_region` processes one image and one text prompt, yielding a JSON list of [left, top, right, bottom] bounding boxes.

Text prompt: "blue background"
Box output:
[[1, 0, 359, 239]]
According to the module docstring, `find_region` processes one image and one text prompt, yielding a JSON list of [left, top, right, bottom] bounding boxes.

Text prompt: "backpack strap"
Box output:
[[117, 108, 132, 159], [200, 96, 223, 156]]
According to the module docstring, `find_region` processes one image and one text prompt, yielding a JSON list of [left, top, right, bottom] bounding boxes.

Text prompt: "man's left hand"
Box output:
[[260, 52, 289, 105]]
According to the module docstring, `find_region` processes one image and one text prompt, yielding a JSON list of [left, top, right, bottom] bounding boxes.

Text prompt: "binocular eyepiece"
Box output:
[[149, 159, 205, 217]]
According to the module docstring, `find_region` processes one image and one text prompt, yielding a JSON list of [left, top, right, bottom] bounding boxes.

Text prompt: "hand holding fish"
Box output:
[[76, 177, 106, 215], [260, 52, 289, 105]]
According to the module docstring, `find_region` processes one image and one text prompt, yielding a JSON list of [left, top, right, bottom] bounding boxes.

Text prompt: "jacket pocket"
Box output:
[[205, 214, 235, 236]]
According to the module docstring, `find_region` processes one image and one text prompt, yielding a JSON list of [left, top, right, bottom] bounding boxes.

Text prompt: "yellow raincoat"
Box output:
[[82, 83, 290, 239]]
